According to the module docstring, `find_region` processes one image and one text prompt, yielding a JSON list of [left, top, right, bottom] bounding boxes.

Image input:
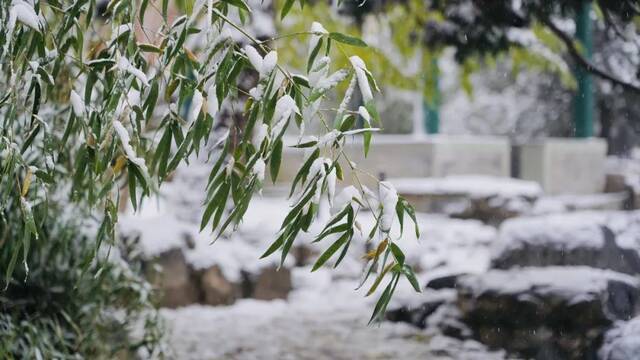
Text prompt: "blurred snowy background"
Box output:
[[116, 0, 640, 359]]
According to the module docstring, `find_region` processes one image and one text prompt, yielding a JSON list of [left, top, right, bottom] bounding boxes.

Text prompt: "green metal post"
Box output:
[[574, 0, 595, 138], [424, 57, 440, 134]]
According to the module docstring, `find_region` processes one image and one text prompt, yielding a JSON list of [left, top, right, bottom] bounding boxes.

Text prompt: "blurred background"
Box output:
[[120, 1, 640, 359]]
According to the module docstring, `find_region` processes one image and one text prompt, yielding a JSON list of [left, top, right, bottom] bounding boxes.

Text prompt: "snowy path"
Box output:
[[161, 271, 504, 360]]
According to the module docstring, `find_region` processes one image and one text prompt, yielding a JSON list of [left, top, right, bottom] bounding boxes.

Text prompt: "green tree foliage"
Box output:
[[421, 0, 640, 93], [0, 0, 421, 355]]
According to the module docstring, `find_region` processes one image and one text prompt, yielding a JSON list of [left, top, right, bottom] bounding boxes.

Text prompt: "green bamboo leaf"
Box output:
[[328, 32, 367, 47], [365, 262, 394, 296], [401, 198, 420, 238], [389, 243, 405, 266], [307, 37, 323, 73], [261, 231, 287, 259], [270, 139, 282, 183], [402, 265, 421, 292], [290, 140, 318, 148], [311, 231, 349, 272], [368, 275, 398, 325], [139, 43, 162, 53], [128, 163, 137, 211], [289, 148, 319, 197], [281, 0, 295, 19], [395, 200, 405, 234], [339, 114, 355, 132]]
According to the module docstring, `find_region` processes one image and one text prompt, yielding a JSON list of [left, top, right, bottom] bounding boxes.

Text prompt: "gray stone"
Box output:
[[248, 266, 292, 300], [426, 273, 464, 290], [392, 176, 541, 224], [199, 265, 238, 306], [491, 213, 640, 275], [146, 248, 199, 308], [457, 267, 640, 359]]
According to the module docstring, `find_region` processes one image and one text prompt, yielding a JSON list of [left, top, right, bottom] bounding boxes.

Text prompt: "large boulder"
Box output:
[[457, 267, 640, 359], [386, 290, 456, 329], [600, 317, 640, 360], [248, 266, 292, 300], [145, 248, 200, 308], [491, 212, 640, 275], [391, 176, 542, 225], [199, 265, 239, 306]]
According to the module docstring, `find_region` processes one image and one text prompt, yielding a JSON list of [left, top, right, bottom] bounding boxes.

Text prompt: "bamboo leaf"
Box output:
[[329, 32, 367, 47], [312, 232, 349, 271], [270, 139, 282, 183]]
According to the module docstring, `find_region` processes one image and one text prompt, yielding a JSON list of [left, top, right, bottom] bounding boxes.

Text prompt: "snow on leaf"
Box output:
[[349, 56, 374, 103], [333, 186, 361, 213], [113, 120, 150, 179], [115, 54, 150, 87], [244, 45, 264, 74], [206, 85, 219, 118], [252, 123, 269, 148], [261, 51, 278, 76], [189, 90, 203, 123], [317, 129, 340, 147], [111, 23, 132, 43], [309, 22, 328, 56], [272, 95, 299, 129], [327, 168, 337, 206], [11, 1, 42, 33], [316, 69, 349, 91], [379, 181, 398, 233], [358, 106, 371, 125], [69, 90, 85, 117], [252, 158, 266, 182]]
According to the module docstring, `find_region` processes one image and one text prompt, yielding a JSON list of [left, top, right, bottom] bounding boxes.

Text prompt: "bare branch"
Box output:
[[540, 17, 640, 94]]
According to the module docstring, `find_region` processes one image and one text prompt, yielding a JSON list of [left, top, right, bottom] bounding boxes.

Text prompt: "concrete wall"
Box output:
[[519, 138, 607, 194], [275, 135, 511, 188]]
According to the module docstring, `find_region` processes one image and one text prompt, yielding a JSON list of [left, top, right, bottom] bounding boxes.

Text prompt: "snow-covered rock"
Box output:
[[199, 265, 239, 306], [532, 193, 628, 214], [457, 267, 640, 359], [600, 317, 640, 360], [391, 176, 542, 224], [491, 211, 640, 274], [145, 248, 200, 308], [248, 266, 293, 301], [386, 289, 456, 329]]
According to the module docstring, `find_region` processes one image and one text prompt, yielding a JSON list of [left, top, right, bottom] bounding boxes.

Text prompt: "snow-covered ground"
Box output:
[[123, 157, 640, 359], [121, 159, 507, 358], [161, 270, 503, 360], [127, 192, 503, 358]]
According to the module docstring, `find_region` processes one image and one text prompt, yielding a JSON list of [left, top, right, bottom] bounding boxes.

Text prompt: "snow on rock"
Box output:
[[390, 176, 542, 224], [600, 317, 640, 360], [532, 193, 628, 215], [494, 211, 608, 253], [492, 211, 640, 274], [457, 266, 640, 359], [119, 213, 194, 257], [459, 266, 639, 302]]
